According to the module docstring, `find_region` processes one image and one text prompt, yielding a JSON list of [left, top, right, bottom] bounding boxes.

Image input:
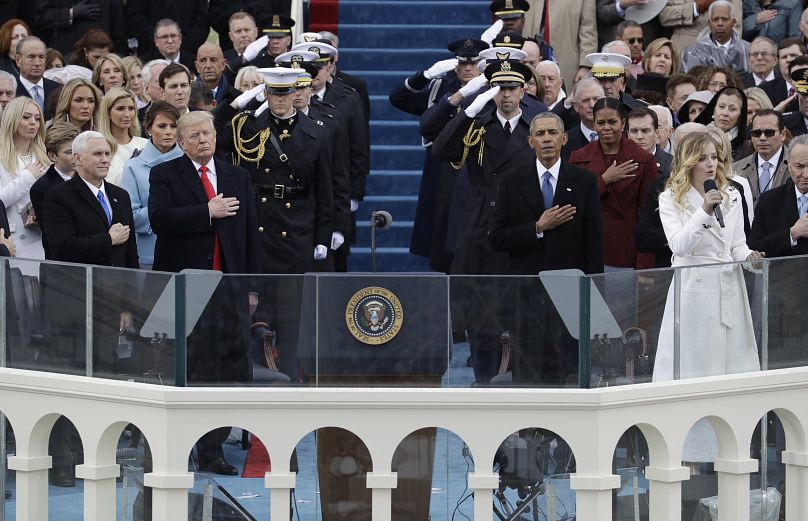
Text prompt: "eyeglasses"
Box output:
[[750, 128, 780, 137], [627, 37, 643, 45], [155, 33, 181, 41], [749, 51, 774, 58]]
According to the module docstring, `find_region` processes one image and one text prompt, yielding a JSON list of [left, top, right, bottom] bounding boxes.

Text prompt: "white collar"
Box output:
[[754, 69, 775, 85], [795, 184, 808, 201], [496, 110, 522, 129], [757, 146, 783, 170], [580, 121, 597, 140], [81, 176, 108, 200], [55, 167, 72, 181], [190, 158, 216, 176], [18, 75, 43, 92], [536, 157, 562, 180]]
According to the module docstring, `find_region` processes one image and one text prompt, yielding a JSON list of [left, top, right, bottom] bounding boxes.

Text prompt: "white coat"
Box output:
[[0, 157, 44, 261], [653, 185, 760, 382], [654, 184, 760, 462]]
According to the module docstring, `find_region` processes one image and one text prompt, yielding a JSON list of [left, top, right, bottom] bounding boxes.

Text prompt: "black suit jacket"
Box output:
[[43, 175, 138, 268], [488, 161, 604, 275], [125, 0, 209, 57], [749, 178, 808, 256], [784, 111, 808, 139], [0, 201, 10, 257], [149, 155, 261, 274], [654, 147, 673, 177], [144, 49, 197, 73], [15, 77, 60, 120], [635, 174, 672, 268], [335, 69, 370, 125], [760, 75, 789, 108], [30, 165, 68, 259], [562, 125, 590, 161]]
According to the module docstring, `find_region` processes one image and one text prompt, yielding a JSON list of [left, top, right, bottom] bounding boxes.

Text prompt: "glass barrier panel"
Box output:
[[176, 273, 305, 388], [313, 274, 449, 388], [5, 258, 88, 376], [585, 268, 670, 387], [761, 255, 808, 371], [450, 275, 581, 388], [90, 265, 175, 383]]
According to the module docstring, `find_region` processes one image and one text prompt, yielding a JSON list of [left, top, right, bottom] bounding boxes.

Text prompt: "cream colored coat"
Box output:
[[653, 185, 760, 382], [658, 0, 743, 55], [0, 157, 44, 261], [524, 0, 597, 89]]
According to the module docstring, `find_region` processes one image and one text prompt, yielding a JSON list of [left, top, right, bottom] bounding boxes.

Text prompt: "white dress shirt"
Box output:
[[191, 158, 218, 193], [535, 157, 561, 238], [496, 110, 522, 131], [757, 146, 782, 193]]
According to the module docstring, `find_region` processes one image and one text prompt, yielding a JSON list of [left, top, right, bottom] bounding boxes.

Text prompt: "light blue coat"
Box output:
[[121, 141, 183, 266]]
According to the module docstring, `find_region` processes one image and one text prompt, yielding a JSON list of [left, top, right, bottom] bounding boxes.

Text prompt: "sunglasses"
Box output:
[[750, 129, 780, 137], [627, 37, 643, 44]]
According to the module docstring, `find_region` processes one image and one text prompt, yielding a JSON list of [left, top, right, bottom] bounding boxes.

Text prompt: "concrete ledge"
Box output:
[[645, 466, 690, 483], [8, 455, 52, 472], [76, 464, 120, 481], [366, 472, 398, 488], [782, 451, 808, 467], [468, 473, 500, 489], [143, 472, 195, 489], [714, 458, 758, 475], [265, 472, 296, 489], [570, 474, 621, 491]]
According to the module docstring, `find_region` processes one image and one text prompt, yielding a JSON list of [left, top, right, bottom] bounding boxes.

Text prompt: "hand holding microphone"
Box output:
[[702, 179, 725, 228]]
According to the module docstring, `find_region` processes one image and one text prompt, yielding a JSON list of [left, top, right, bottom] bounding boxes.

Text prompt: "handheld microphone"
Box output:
[[703, 179, 725, 228], [371, 210, 393, 230]]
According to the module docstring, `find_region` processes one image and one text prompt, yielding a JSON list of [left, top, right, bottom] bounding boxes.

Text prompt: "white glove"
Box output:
[[330, 231, 345, 250], [234, 84, 265, 109], [350, 199, 359, 212], [256, 89, 266, 103], [424, 58, 459, 80], [314, 244, 328, 260], [243, 35, 269, 62], [255, 101, 268, 116], [458, 74, 488, 99], [464, 85, 500, 118], [480, 19, 504, 45]]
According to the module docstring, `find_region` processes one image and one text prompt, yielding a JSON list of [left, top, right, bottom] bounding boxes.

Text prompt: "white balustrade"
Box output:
[[0, 366, 806, 520]]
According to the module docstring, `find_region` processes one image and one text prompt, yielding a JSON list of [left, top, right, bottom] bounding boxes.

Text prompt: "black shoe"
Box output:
[[209, 457, 238, 476], [50, 469, 75, 487]]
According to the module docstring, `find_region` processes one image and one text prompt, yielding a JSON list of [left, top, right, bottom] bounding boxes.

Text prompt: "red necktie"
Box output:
[[198, 165, 222, 270], [543, 0, 550, 44]]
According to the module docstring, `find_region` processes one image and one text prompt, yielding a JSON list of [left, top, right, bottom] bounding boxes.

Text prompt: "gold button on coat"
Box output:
[[258, 226, 264, 232]]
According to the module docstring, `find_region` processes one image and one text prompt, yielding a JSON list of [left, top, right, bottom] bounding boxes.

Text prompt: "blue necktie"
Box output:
[[542, 171, 554, 209], [31, 85, 43, 109], [97, 191, 112, 227], [799, 195, 808, 218], [759, 161, 772, 194]]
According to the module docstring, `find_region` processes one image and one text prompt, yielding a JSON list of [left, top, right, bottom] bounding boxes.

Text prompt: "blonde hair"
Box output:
[[743, 86, 773, 111], [0, 97, 49, 175], [235, 66, 263, 91], [121, 55, 149, 104], [666, 131, 728, 207], [177, 110, 214, 140], [96, 87, 142, 156], [52, 78, 102, 129], [642, 38, 679, 76], [91, 53, 130, 92]]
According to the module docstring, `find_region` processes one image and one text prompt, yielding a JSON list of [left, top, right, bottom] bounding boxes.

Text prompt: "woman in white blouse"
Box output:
[[96, 87, 147, 186], [0, 97, 49, 260]]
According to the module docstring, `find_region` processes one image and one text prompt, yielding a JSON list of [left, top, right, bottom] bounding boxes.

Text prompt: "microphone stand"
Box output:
[[371, 216, 378, 272]]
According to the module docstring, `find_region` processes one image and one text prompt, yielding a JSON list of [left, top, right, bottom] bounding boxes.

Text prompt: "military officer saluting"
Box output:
[[214, 67, 333, 274]]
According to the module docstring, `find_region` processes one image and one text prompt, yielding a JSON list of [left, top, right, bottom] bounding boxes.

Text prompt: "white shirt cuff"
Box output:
[[615, 0, 626, 16]]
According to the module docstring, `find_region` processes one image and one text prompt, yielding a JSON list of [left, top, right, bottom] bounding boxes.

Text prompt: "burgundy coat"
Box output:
[[569, 137, 658, 268]]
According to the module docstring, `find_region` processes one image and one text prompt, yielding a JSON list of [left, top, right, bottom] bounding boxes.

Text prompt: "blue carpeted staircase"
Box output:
[[337, 0, 491, 271]]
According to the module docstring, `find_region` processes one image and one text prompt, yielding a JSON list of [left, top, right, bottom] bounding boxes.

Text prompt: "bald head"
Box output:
[[522, 40, 541, 68], [672, 122, 706, 148], [195, 42, 226, 89]]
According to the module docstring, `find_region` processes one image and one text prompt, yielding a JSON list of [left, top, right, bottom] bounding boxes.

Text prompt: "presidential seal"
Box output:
[[345, 286, 404, 345]]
